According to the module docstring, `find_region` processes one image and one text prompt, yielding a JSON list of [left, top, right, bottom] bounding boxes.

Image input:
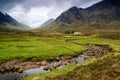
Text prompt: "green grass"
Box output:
[[0, 34, 86, 64], [1, 30, 120, 80], [23, 64, 76, 80], [74, 38, 120, 51], [94, 31, 120, 39], [74, 38, 101, 44], [42, 38, 120, 80], [49, 54, 120, 80], [24, 38, 120, 80]]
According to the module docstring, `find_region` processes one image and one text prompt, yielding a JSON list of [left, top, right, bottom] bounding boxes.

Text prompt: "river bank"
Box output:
[[0, 43, 112, 80]]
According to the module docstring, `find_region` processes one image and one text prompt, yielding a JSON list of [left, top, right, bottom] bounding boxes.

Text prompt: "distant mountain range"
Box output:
[[37, 0, 120, 31], [0, 12, 30, 30], [1, 0, 120, 32], [0, 12, 20, 25], [56, 0, 120, 25], [40, 19, 55, 27]]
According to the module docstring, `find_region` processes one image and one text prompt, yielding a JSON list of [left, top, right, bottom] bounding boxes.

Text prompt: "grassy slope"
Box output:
[[50, 54, 120, 80], [0, 24, 30, 31], [24, 38, 120, 80], [0, 25, 120, 80], [49, 38, 120, 80], [0, 33, 85, 64]]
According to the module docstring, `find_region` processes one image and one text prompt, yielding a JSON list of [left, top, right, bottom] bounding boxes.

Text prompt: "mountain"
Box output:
[[56, 0, 120, 28], [40, 19, 55, 27], [37, 0, 120, 31], [0, 12, 30, 30], [0, 12, 20, 25]]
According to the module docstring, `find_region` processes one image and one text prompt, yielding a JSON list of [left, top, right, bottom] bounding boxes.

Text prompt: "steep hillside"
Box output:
[[37, 0, 120, 31], [56, 0, 120, 28], [40, 19, 55, 27], [0, 12, 30, 30], [0, 12, 20, 25]]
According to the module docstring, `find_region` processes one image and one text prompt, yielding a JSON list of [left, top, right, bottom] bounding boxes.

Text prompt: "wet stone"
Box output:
[[43, 66, 49, 71], [0, 44, 111, 80], [41, 61, 47, 66]]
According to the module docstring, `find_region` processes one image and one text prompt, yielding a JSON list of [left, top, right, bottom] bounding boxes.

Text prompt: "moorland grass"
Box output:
[[1, 30, 120, 80], [0, 34, 86, 64], [48, 53, 120, 80], [74, 38, 120, 51], [24, 38, 120, 80]]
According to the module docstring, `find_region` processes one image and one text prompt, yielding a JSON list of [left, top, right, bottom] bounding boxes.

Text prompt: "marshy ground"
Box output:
[[0, 31, 120, 80]]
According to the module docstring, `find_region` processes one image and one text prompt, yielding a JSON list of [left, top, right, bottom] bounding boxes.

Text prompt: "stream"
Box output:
[[0, 41, 112, 80]]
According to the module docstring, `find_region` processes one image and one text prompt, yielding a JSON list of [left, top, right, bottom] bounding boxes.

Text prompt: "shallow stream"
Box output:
[[0, 44, 111, 80]]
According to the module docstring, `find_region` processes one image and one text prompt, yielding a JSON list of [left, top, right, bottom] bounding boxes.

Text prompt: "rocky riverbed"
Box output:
[[0, 44, 112, 80]]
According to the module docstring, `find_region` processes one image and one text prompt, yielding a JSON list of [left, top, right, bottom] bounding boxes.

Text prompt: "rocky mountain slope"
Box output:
[[57, 0, 120, 28], [0, 12, 30, 30], [40, 19, 55, 27], [0, 12, 20, 25], [37, 0, 120, 31]]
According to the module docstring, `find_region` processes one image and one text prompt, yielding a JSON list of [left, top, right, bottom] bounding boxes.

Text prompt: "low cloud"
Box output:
[[0, 0, 102, 28]]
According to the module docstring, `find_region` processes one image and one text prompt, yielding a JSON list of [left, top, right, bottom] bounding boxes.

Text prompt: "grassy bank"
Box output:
[[49, 53, 120, 80], [0, 34, 85, 64], [24, 38, 120, 80], [23, 64, 76, 80], [74, 38, 120, 51]]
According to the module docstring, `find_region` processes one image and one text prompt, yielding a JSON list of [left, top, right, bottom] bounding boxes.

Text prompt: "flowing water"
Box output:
[[0, 44, 111, 80]]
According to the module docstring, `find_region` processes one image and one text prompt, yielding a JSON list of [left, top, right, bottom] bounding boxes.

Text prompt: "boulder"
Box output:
[[43, 66, 49, 70], [41, 61, 47, 66]]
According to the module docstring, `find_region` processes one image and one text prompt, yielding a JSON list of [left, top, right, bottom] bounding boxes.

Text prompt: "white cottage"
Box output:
[[74, 32, 81, 35]]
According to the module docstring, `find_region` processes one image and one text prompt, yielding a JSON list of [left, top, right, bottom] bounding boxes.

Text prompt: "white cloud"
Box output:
[[6, 0, 102, 28], [7, 2, 73, 28], [8, 6, 53, 28]]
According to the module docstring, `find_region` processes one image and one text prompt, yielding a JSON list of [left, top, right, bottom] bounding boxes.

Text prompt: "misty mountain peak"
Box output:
[[0, 12, 19, 25], [0, 11, 30, 30], [54, 0, 120, 28], [68, 6, 78, 11], [40, 19, 55, 27]]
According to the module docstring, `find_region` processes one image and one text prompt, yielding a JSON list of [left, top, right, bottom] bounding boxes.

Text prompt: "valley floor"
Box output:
[[0, 31, 120, 80], [23, 38, 120, 80]]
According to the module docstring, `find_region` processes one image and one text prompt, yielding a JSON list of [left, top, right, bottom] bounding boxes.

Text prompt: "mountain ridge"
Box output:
[[40, 19, 55, 27], [0, 12, 20, 25], [0, 12, 30, 30], [56, 0, 120, 25], [37, 0, 120, 31]]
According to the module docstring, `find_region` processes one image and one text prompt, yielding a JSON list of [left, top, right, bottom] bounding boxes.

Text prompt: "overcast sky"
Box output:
[[0, 0, 102, 28]]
